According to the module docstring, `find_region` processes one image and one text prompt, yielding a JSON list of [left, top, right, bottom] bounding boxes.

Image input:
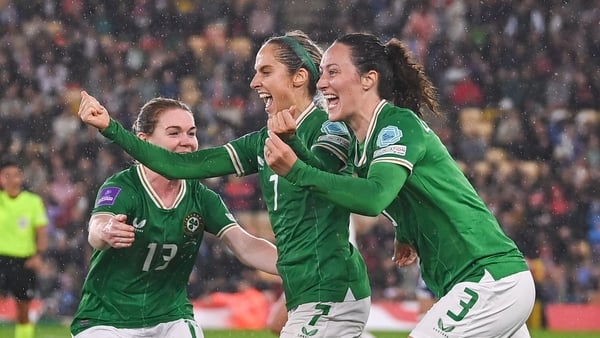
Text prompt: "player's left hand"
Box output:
[[79, 90, 110, 131], [264, 131, 298, 176], [392, 240, 417, 266]]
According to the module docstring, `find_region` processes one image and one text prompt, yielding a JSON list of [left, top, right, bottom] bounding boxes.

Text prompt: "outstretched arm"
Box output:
[[221, 226, 278, 275], [78, 91, 236, 179], [101, 119, 235, 179], [286, 160, 407, 216], [265, 132, 408, 216]]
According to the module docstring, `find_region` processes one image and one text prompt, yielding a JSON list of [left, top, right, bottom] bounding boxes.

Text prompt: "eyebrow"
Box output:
[[163, 125, 197, 131], [256, 64, 274, 72], [321, 63, 338, 70]]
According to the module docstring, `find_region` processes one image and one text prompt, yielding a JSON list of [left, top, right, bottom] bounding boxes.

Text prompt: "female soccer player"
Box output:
[[70, 98, 278, 338], [77, 31, 371, 337], [264, 32, 535, 338]]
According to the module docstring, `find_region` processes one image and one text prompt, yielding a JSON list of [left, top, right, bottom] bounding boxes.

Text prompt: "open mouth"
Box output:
[[259, 93, 273, 109], [323, 94, 339, 110]]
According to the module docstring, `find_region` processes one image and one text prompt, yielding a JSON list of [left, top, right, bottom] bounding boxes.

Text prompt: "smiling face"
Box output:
[[317, 42, 364, 122], [250, 43, 296, 115], [140, 108, 199, 154]]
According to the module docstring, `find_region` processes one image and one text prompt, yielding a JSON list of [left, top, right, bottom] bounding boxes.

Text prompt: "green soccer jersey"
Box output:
[[285, 100, 529, 298], [0, 190, 48, 258], [99, 103, 371, 309], [70, 165, 237, 335]]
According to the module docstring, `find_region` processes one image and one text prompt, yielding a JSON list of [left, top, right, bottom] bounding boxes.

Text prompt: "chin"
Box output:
[[327, 112, 342, 122]]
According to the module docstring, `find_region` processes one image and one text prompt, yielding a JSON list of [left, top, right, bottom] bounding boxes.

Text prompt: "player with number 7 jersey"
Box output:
[[78, 31, 372, 337], [97, 102, 371, 311]]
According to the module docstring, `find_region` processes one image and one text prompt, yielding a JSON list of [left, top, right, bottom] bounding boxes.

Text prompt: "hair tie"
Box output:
[[280, 36, 320, 81]]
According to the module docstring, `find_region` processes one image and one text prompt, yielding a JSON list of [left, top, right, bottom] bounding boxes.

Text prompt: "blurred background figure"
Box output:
[[0, 157, 48, 338]]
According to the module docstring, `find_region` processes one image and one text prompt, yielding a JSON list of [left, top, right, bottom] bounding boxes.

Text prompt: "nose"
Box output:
[[179, 134, 197, 148], [316, 75, 326, 91], [250, 73, 259, 89]]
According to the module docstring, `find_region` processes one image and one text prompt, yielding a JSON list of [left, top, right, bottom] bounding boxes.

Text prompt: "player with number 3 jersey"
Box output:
[[264, 33, 535, 338]]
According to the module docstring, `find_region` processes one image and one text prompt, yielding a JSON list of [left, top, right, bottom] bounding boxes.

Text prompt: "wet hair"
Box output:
[[132, 98, 193, 135], [264, 30, 323, 98], [335, 33, 440, 118]]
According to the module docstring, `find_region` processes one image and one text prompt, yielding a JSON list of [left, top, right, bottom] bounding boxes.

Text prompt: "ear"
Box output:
[[292, 68, 309, 88], [361, 70, 378, 91], [138, 132, 148, 141]]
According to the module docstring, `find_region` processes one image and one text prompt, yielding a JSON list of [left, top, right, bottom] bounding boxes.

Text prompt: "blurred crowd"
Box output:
[[0, 0, 599, 322]]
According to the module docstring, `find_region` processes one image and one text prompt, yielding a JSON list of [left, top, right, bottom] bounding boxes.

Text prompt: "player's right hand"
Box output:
[[79, 90, 110, 131], [101, 214, 135, 249]]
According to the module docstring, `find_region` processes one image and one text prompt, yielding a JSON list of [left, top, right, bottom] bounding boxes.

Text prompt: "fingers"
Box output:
[[266, 130, 284, 147], [79, 91, 101, 117], [392, 243, 418, 267], [267, 107, 297, 140], [113, 214, 128, 222], [271, 106, 294, 128], [78, 90, 111, 129], [282, 106, 297, 126], [264, 130, 284, 157], [264, 131, 297, 176], [103, 214, 135, 248]]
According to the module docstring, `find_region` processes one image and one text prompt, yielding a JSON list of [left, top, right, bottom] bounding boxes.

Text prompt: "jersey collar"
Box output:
[[136, 165, 186, 209], [355, 99, 388, 167], [295, 102, 316, 128]]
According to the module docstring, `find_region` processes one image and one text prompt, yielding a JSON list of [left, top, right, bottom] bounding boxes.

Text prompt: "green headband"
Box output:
[[280, 36, 320, 81]]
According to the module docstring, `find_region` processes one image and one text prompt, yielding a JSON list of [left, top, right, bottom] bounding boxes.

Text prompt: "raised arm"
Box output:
[[78, 91, 236, 180], [101, 119, 235, 179]]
